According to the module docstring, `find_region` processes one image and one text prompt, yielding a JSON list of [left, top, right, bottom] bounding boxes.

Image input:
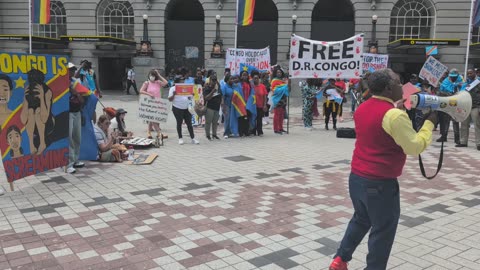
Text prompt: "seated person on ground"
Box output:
[[94, 115, 123, 162]]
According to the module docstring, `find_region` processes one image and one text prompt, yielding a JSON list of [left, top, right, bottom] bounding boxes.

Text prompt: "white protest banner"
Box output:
[[419, 56, 449, 87], [362, 53, 389, 73], [138, 94, 169, 124], [225, 47, 270, 75], [289, 34, 364, 79]]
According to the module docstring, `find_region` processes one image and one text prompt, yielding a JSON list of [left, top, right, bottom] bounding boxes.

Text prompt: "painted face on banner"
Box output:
[[0, 78, 11, 105]]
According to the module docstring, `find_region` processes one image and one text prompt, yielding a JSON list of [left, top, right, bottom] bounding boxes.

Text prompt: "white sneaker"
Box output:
[[0, 188, 4, 196], [224, 135, 229, 139], [67, 167, 76, 174], [192, 138, 200, 144], [178, 138, 184, 145]]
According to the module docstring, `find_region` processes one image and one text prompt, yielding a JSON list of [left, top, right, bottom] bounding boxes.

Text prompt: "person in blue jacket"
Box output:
[[437, 69, 465, 143]]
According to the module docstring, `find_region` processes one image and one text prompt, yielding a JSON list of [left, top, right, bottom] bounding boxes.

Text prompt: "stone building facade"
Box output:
[[0, 0, 477, 90]]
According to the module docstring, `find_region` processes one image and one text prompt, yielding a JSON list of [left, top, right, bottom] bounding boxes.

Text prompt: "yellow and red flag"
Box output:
[[32, 0, 51, 25], [237, 0, 255, 26]]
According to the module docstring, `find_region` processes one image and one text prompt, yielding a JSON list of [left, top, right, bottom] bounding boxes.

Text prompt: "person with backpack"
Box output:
[[140, 69, 169, 139]]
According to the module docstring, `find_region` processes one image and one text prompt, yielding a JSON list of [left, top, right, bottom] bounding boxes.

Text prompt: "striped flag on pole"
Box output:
[[237, 0, 255, 26], [32, 0, 51, 24]]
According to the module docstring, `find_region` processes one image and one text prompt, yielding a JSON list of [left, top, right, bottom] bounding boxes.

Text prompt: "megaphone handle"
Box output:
[[418, 140, 444, 180]]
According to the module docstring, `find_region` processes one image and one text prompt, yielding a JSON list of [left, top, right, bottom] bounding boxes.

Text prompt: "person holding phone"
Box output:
[[203, 71, 222, 140]]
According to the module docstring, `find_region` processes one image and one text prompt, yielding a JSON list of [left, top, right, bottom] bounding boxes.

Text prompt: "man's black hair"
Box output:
[[0, 73, 13, 90]]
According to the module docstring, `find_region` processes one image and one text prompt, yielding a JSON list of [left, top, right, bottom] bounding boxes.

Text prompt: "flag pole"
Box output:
[[465, 0, 475, 77], [28, 0, 32, 54], [234, 0, 239, 75]]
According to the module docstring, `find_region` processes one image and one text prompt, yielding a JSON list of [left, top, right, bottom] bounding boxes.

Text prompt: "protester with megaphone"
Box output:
[[329, 69, 437, 270]]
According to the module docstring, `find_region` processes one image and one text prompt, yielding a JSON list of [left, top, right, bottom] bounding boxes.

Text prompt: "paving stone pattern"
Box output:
[[0, 94, 480, 270]]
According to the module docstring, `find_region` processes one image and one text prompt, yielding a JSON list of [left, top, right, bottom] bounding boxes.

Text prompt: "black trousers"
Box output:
[[172, 106, 194, 139], [324, 101, 338, 127], [238, 113, 250, 137], [126, 80, 138, 94], [252, 109, 264, 135], [438, 111, 460, 142]]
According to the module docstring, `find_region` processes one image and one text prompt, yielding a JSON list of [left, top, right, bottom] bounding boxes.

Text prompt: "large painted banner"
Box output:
[[289, 34, 364, 79], [0, 53, 70, 182], [419, 56, 449, 87], [225, 47, 270, 75], [362, 53, 389, 73]]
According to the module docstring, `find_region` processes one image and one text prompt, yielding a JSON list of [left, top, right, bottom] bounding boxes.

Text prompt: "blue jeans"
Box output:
[[223, 105, 231, 136], [350, 91, 357, 112], [335, 173, 400, 270]]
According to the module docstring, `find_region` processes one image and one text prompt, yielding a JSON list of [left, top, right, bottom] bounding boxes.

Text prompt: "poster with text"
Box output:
[[138, 94, 169, 124], [419, 56, 449, 87], [0, 52, 70, 182], [362, 53, 389, 74], [289, 34, 364, 79], [225, 47, 271, 75]]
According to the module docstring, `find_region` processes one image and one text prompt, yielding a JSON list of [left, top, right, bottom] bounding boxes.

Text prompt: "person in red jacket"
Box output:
[[329, 69, 437, 270]]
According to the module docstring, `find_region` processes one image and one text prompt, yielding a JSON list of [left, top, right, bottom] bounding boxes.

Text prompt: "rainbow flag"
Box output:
[[32, 0, 51, 25], [237, 0, 255, 26]]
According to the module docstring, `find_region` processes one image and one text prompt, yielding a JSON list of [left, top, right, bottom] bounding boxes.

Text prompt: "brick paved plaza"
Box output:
[[1, 93, 480, 270]]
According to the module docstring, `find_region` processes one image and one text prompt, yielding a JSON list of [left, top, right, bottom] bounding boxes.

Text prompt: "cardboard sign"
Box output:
[[362, 53, 389, 73], [126, 154, 158, 165], [0, 52, 70, 182], [402, 83, 421, 110], [226, 47, 271, 75], [289, 34, 364, 79], [175, 84, 194, 96], [138, 94, 169, 124], [419, 56, 449, 87]]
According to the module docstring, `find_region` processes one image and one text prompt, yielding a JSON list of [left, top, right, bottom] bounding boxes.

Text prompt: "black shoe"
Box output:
[[274, 131, 283, 135], [477, 145, 480, 151], [436, 137, 447, 142], [280, 129, 286, 133], [333, 125, 337, 130], [212, 135, 220, 140], [325, 125, 329, 130], [455, 144, 468, 147], [206, 136, 212, 141]]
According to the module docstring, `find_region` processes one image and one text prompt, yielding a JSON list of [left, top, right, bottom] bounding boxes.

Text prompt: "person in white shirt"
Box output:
[[126, 66, 138, 95], [168, 76, 199, 145]]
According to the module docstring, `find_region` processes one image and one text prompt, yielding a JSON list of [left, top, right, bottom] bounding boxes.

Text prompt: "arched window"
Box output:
[[32, 1, 66, 38], [389, 0, 436, 42], [97, 0, 134, 39]]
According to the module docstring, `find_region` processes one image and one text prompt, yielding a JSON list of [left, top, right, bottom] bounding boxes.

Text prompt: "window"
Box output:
[[32, 1, 67, 38], [389, 0, 436, 42], [97, 0, 134, 39], [472, 28, 480, 44]]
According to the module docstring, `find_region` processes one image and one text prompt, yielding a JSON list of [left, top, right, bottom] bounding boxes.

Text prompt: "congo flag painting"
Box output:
[[0, 52, 70, 182]]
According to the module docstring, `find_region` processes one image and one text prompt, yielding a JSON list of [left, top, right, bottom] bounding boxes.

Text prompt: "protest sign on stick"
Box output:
[[289, 34, 364, 79], [419, 56, 449, 87], [137, 95, 169, 124], [0, 52, 70, 188], [226, 47, 271, 75], [362, 53, 389, 73]]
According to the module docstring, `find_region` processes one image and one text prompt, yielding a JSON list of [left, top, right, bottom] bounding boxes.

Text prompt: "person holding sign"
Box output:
[[168, 76, 199, 145], [323, 80, 343, 130], [139, 69, 169, 139], [329, 69, 437, 270]]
